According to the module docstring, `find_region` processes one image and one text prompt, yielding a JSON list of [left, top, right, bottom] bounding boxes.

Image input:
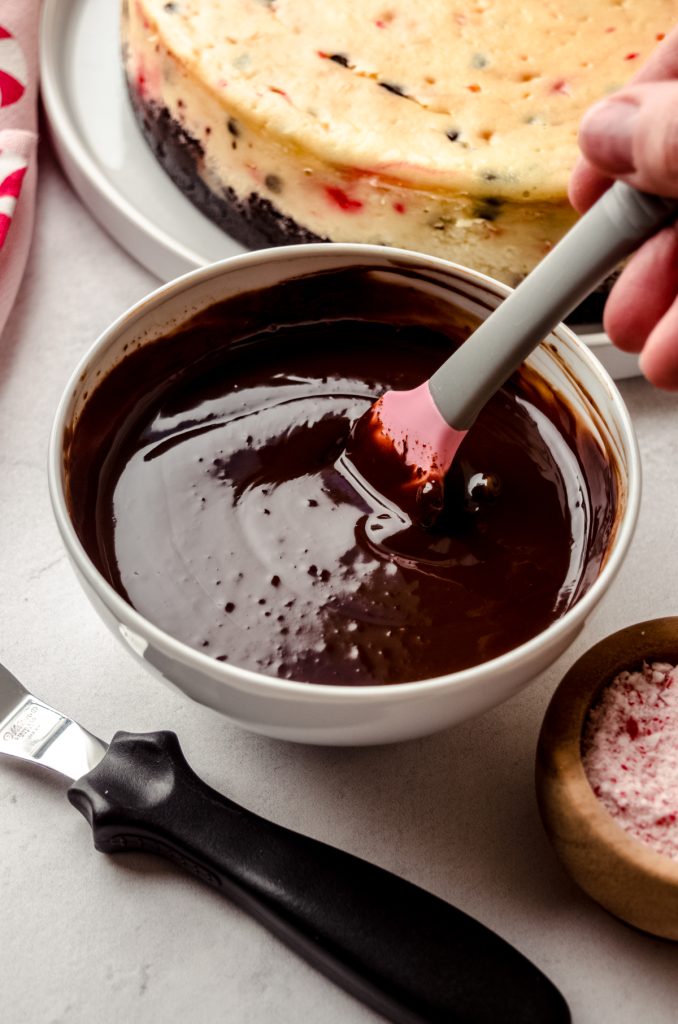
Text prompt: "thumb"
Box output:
[[578, 81, 678, 198]]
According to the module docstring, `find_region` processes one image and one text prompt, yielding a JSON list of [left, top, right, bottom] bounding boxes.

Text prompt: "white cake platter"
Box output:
[[40, 0, 245, 282], [40, 0, 640, 380]]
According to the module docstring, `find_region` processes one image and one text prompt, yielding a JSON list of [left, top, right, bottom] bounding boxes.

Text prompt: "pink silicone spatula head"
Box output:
[[345, 182, 678, 523], [343, 382, 467, 526]]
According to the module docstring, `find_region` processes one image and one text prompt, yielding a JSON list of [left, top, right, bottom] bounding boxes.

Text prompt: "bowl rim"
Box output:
[[537, 616, 678, 886], [48, 242, 642, 704]]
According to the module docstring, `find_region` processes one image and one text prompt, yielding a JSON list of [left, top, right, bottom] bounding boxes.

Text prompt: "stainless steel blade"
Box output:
[[0, 663, 108, 781]]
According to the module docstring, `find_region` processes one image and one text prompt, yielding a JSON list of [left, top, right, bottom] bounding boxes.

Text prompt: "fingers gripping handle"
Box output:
[[68, 731, 569, 1024], [429, 181, 678, 431]]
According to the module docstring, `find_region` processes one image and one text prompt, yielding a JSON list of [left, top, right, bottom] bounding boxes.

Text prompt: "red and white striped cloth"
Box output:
[[0, 7, 39, 337]]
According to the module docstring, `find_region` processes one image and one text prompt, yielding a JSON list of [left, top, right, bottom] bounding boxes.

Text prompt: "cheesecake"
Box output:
[[123, 0, 674, 292]]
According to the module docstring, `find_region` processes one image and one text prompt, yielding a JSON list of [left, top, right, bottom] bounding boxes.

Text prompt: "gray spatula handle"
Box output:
[[429, 182, 678, 430]]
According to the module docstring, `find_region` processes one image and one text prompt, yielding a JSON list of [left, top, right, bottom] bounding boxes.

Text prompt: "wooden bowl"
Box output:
[[536, 617, 678, 940]]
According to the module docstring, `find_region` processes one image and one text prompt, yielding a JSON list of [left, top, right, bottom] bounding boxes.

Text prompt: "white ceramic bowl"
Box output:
[[48, 244, 640, 745]]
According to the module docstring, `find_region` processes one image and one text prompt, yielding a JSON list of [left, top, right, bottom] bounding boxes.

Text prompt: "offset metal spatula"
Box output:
[[0, 662, 569, 1024]]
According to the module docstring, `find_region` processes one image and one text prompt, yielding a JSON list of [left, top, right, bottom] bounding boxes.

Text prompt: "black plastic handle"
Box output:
[[68, 731, 569, 1024]]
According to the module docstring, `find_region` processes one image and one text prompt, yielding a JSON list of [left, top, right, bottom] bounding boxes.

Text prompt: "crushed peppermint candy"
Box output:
[[582, 662, 678, 860]]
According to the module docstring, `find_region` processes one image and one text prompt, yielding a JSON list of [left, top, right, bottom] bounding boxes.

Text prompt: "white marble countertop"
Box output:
[[2, 143, 678, 1024]]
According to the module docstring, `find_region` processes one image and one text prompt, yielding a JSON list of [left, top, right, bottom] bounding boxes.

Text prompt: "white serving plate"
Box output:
[[40, 0, 245, 282], [39, 0, 640, 379]]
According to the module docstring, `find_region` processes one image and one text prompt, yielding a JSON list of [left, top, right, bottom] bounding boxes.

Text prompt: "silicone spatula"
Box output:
[[345, 182, 678, 522]]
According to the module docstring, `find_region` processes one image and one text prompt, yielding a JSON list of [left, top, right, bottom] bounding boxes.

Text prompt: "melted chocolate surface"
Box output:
[[67, 269, 617, 686]]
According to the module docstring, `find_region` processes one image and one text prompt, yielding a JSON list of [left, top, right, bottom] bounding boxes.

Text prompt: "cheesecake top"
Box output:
[[134, 0, 676, 198]]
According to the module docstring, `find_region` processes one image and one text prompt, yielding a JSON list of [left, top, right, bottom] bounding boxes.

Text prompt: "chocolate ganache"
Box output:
[[66, 268, 617, 686]]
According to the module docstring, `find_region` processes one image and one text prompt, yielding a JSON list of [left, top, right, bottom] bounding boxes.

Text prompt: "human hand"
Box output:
[[569, 25, 678, 388]]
